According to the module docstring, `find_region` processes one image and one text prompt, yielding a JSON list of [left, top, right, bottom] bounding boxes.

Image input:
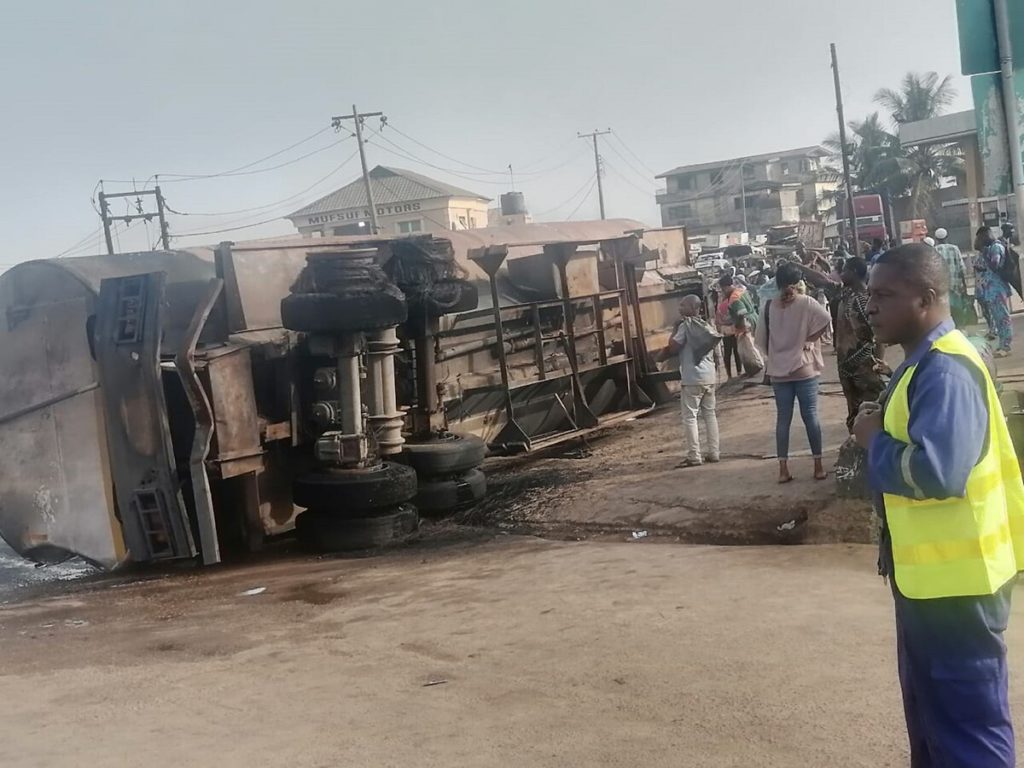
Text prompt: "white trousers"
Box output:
[[680, 385, 720, 462]]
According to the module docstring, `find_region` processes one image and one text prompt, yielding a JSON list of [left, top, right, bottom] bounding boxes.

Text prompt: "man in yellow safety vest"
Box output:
[[853, 242, 1024, 767]]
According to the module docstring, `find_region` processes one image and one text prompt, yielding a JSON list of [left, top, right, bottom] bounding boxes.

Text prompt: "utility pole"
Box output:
[[578, 129, 612, 219], [97, 187, 171, 255], [830, 43, 861, 256], [739, 159, 748, 234], [994, 0, 1024, 231], [333, 105, 384, 234]]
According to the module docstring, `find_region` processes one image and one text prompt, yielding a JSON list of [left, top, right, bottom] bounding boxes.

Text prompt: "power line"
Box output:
[[167, 147, 362, 235], [170, 215, 289, 239], [603, 140, 654, 186], [382, 121, 508, 176], [100, 125, 337, 186], [610, 132, 659, 177], [603, 159, 654, 197], [55, 227, 103, 258], [565, 177, 599, 220], [164, 146, 361, 219], [535, 173, 598, 218]]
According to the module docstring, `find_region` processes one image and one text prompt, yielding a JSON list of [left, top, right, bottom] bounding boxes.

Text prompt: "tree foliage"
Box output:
[[824, 71, 964, 220]]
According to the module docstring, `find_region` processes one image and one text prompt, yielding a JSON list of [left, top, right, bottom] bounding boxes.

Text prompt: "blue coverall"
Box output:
[[868, 319, 1016, 767]]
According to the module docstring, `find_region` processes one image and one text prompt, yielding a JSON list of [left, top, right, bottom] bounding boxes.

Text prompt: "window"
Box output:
[[710, 169, 724, 186], [675, 175, 693, 191], [796, 189, 806, 206], [397, 220, 422, 234], [781, 162, 791, 176], [457, 215, 467, 229], [742, 164, 755, 179], [733, 195, 757, 211], [667, 204, 692, 220]]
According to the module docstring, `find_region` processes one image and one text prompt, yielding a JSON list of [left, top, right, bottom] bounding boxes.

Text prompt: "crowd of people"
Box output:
[[659, 222, 1021, 477]]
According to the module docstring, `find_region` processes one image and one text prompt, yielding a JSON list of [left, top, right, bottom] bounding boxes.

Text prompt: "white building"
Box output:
[[287, 166, 491, 237]]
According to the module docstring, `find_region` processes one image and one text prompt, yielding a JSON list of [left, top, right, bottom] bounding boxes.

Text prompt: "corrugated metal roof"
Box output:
[[656, 145, 829, 179], [288, 166, 490, 218]]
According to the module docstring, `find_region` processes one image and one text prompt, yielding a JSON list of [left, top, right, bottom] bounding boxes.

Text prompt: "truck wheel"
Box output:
[[296, 505, 419, 551], [401, 434, 486, 476], [281, 291, 407, 333], [424, 279, 479, 316], [293, 461, 417, 513], [415, 468, 487, 515]]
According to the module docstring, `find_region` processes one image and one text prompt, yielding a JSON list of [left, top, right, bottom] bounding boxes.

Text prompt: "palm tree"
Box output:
[[874, 72, 957, 124], [874, 72, 962, 218], [823, 72, 964, 223]]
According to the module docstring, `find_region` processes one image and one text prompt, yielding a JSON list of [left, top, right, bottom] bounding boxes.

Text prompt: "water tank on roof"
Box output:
[[500, 191, 528, 216]]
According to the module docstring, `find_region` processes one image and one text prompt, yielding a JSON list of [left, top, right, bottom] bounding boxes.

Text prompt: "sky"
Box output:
[[0, 0, 973, 267]]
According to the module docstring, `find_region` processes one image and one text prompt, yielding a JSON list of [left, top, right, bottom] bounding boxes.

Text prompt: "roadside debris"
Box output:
[[240, 587, 267, 596], [630, 530, 649, 540]]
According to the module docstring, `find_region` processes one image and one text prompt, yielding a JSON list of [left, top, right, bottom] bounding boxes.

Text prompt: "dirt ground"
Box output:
[[7, 535, 1021, 768], [5, 325, 1024, 767], [468, 349, 876, 546]]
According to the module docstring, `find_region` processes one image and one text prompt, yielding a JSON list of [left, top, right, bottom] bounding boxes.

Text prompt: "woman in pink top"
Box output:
[[755, 262, 833, 483]]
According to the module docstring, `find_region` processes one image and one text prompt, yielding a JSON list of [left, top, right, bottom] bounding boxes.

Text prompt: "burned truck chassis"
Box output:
[[0, 226, 698, 569]]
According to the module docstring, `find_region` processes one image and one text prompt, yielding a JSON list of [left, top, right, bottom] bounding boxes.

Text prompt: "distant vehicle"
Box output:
[[838, 194, 888, 243], [693, 253, 730, 273]]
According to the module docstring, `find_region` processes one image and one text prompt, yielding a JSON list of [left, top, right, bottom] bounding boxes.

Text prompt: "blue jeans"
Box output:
[[772, 377, 823, 459]]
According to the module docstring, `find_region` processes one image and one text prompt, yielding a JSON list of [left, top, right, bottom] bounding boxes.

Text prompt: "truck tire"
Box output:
[[296, 504, 419, 551], [401, 434, 487, 476], [415, 468, 487, 515], [424, 279, 479, 316], [293, 462, 417, 513], [281, 291, 407, 333]]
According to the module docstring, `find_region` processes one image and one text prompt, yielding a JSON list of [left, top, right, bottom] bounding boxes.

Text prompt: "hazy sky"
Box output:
[[0, 0, 971, 266]]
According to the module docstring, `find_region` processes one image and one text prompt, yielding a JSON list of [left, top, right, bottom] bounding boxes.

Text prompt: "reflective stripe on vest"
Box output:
[[882, 329, 1024, 599]]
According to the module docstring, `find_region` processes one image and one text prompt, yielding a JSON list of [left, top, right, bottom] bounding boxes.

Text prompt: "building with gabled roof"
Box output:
[[287, 166, 491, 237]]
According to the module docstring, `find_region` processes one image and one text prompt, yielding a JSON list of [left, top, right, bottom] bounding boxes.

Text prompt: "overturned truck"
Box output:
[[0, 220, 697, 569]]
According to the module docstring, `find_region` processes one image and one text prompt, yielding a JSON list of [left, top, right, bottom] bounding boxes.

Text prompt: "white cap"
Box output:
[[934, 227, 948, 240], [923, 236, 936, 247]]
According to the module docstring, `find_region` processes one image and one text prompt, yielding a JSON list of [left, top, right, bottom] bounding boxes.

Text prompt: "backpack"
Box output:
[[996, 243, 1023, 299]]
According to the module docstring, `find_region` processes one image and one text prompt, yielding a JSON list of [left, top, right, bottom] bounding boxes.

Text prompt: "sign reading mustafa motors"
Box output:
[[307, 202, 421, 227]]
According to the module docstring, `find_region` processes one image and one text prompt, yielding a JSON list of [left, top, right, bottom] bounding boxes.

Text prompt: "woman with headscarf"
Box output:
[[974, 226, 1013, 357], [755, 262, 833, 483]]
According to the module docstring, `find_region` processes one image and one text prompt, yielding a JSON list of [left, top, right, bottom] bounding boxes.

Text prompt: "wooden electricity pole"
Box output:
[[830, 43, 860, 256], [578, 129, 612, 219], [333, 105, 384, 234]]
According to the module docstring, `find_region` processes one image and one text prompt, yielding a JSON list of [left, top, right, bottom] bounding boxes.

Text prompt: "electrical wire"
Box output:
[[564, 177, 599, 220], [55, 227, 103, 258], [603, 140, 654, 185], [603, 159, 654, 196], [364, 131, 514, 187], [534, 173, 598, 218], [382, 122, 508, 176], [153, 136, 353, 183], [164, 146, 361, 219], [167, 147, 362, 237], [611, 131, 659, 177], [100, 125, 337, 185], [383, 121, 588, 180]]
